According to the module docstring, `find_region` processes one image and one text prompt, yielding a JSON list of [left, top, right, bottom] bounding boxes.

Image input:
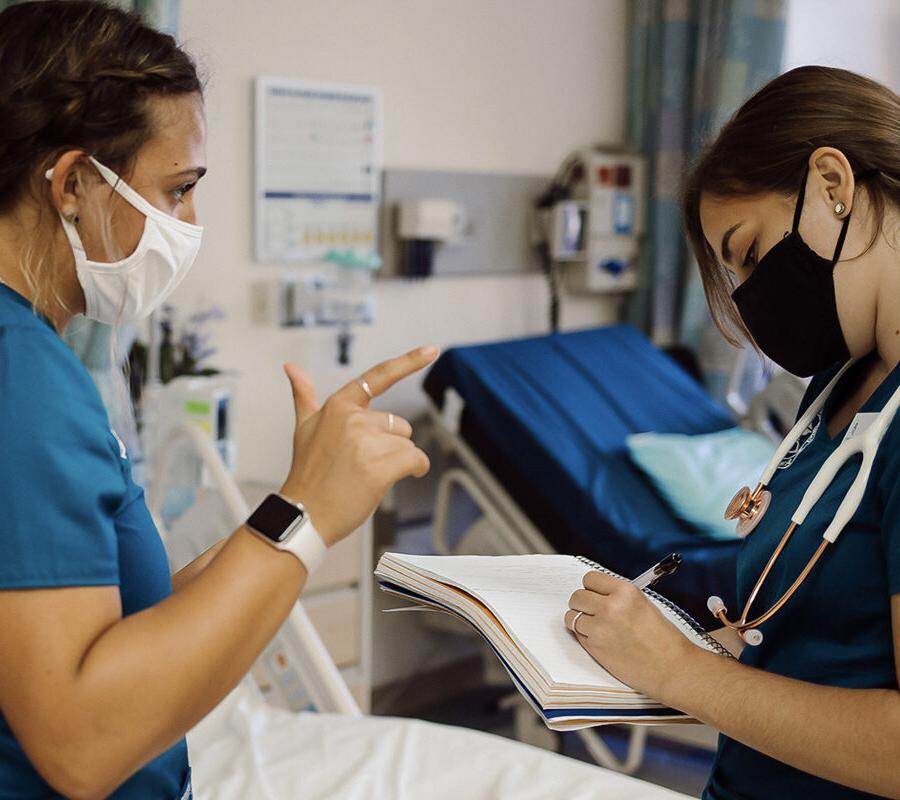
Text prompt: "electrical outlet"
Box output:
[[249, 280, 275, 324]]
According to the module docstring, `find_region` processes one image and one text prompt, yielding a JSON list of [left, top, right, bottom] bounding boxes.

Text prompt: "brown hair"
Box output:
[[681, 66, 900, 346], [0, 0, 202, 313]]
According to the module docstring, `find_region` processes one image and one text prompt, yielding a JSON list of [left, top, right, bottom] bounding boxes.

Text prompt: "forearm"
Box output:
[[72, 527, 306, 794], [661, 647, 900, 797], [170, 538, 227, 593]]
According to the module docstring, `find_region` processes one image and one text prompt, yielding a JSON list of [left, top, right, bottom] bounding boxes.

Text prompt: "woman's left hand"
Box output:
[[564, 571, 696, 700]]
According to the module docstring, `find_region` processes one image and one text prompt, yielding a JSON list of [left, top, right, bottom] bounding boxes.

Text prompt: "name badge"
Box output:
[[842, 412, 879, 444]]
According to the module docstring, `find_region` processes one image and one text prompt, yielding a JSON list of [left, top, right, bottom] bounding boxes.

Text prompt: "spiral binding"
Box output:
[[575, 556, 732, 658]]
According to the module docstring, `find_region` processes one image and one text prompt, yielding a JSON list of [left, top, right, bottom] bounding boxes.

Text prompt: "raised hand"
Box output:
[[280, 346, 438, 546]]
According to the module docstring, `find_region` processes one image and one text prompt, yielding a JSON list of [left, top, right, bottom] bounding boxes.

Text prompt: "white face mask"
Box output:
[[45, 156, 203, 324]]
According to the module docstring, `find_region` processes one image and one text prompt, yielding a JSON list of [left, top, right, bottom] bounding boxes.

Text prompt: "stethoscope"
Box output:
[[707, 359, 900, 646]]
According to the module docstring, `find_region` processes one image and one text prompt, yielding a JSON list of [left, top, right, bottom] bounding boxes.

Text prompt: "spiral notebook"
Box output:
[[375, 552, 731, 731]]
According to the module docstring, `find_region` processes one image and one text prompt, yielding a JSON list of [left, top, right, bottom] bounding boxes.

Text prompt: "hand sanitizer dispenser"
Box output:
[[396, 199, 467, 277]]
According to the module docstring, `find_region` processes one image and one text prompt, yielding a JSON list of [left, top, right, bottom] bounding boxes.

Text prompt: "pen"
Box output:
[[631, 553, 682, 590]]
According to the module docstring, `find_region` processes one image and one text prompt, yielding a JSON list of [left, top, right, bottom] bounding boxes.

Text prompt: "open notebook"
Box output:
[[375, 553, 732, 731]]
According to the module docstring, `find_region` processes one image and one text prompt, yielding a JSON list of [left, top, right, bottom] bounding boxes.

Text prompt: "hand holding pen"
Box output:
[[567, 553, 682, 635]]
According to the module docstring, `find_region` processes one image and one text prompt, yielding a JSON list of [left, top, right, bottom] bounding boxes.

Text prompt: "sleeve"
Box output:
[[0, 326, 123, 589], [878, 417, 900, 595]]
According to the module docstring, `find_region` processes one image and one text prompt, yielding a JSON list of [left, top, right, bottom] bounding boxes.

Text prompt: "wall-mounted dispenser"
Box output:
[[395, 199, 467, 278]]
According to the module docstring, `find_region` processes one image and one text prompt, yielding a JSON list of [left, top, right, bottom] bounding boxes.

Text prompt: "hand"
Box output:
[[279, 346, 439, 547], [564, 571, 696, 700]]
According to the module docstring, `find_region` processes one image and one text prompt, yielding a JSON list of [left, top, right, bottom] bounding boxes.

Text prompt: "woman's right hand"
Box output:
[[279, 346, 439, 547]]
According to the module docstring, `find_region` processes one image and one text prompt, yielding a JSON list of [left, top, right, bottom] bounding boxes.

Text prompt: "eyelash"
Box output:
[[743, 240, 757, 268], [173, 182, 197, 204]]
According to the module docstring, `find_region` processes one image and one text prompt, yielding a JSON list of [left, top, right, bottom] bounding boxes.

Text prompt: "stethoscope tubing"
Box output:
[[713, 359, 900, 643]]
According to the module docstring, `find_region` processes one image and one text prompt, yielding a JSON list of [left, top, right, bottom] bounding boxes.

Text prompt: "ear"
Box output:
[[46, 150, 89, 221], [808, 146, 855, 219]]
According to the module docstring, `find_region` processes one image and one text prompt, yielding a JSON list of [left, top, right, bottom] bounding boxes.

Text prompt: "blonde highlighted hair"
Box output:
[[0, 0, 202, 317]]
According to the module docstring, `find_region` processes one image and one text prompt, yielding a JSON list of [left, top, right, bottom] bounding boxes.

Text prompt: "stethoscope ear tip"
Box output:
[[741, 628, 764, 646], [707, 595, 726, 615]]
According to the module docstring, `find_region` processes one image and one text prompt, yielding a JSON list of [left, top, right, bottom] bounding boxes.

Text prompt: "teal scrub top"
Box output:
[[0, 286, 190, 799], [704, 357, 900, 799]]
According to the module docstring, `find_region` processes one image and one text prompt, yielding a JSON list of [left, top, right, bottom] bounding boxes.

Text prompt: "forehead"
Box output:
[[137, 93, 207, 173]]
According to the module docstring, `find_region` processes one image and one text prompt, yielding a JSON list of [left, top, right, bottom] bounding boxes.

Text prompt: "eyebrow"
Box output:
[[169, 167, 207, 180], [720, 222, 743, 266]]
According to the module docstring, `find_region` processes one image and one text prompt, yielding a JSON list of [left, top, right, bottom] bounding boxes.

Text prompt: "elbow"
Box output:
[[42, 763, 112, 800], [31, 737, 129, 800]]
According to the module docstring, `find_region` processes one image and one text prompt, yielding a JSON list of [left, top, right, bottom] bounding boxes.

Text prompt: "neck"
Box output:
[[873, 223, 900, 377], [876, 289, 900, 378], [0, 211, 80, 334]]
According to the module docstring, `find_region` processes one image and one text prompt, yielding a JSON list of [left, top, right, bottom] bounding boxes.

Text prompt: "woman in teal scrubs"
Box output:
[[0, 3, 433, 798], [566, 66, 900, 799]]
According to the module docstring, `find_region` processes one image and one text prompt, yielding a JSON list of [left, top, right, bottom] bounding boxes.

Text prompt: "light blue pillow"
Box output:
[[626, 427, 777, 539]]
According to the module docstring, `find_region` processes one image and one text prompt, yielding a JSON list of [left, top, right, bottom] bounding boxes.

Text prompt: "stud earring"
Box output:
[[834, 201, 846, 216]]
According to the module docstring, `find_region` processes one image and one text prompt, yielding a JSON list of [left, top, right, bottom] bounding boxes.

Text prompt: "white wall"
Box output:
[[175, 0, 628, 485], [784, 0, 900, 87]]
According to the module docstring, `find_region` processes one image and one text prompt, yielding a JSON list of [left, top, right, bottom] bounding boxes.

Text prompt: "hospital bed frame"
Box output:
[[147, 422, 361, 717], [146, 425, 703, 798]]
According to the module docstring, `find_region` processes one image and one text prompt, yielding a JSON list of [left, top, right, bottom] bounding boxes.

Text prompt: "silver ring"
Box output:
[[387, 412, 395, 433], [569, 610, 586, 635], [357, 378, 374, 400]]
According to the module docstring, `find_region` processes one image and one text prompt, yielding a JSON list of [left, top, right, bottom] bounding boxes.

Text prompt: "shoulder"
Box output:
[[0, 320, 110, 436], [877, 392, 900, 494]]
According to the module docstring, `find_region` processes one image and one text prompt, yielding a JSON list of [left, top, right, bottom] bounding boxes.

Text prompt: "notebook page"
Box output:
[[389, 553, 629, 689]]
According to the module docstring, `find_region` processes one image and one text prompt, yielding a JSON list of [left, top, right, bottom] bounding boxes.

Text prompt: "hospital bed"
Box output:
[[423, 324, 742, 624], [420, 325, 798, 772], [149, 422, 695, 799]]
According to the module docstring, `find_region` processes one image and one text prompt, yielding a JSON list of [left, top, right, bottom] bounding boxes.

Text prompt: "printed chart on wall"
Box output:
[[254, 77, 383, 263]]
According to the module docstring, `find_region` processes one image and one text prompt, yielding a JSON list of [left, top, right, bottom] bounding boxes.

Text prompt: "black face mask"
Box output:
[[730, 166, 851, 377]]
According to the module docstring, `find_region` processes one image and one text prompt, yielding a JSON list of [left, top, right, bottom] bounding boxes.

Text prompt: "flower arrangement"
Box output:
[[128, 303, 225, 406]]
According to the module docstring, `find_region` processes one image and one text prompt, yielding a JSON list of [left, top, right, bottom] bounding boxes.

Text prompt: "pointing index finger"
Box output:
[[339, 346, 440, 406]]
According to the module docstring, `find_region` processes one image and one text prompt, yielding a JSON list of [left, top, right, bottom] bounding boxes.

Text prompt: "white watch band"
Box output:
[[246, 494, 329, 575], [281, 518, 327, 575]]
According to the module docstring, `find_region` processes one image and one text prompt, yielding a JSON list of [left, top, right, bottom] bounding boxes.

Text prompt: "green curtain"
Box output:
[[628, 0, 786, 402]]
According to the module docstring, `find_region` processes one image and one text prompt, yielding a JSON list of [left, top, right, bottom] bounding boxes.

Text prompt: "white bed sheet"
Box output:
[[188, 685, 695, 800]]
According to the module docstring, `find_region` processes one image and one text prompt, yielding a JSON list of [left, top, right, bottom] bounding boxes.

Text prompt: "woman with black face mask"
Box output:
[[562, 66, 900, 800]]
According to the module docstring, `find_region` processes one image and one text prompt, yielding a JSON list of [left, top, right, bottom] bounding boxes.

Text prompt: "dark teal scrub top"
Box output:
[[0, 285, 191, 799], [704, 357, 900, 799]]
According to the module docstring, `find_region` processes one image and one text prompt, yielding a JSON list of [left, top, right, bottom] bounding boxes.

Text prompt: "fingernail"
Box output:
[[419, 345, 439, 359]]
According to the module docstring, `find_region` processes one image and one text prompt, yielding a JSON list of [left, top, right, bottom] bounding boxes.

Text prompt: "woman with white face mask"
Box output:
[[0, 3, 434, 798], [565, 66, 900, 799]]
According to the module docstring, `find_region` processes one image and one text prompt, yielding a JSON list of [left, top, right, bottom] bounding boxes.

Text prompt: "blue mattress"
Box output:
[[424, 325, 741, 621]]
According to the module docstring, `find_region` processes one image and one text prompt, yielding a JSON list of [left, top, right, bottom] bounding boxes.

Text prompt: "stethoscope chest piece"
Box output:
[[725, 484, 771, 537]]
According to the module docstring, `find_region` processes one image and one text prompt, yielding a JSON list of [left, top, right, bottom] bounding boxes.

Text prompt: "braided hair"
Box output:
[[0, 0, 202, 314], [0, 0, 202, 215]]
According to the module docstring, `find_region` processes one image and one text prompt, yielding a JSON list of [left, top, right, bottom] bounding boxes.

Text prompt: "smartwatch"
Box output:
[[245, 493, 327, 574]]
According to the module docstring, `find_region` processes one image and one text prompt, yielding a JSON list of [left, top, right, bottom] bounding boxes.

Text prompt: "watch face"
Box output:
[[247, 494, 305, 543]]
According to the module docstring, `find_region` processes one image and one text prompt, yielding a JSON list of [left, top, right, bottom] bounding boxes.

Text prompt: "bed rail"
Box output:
[[147, 422, 361, 717]]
